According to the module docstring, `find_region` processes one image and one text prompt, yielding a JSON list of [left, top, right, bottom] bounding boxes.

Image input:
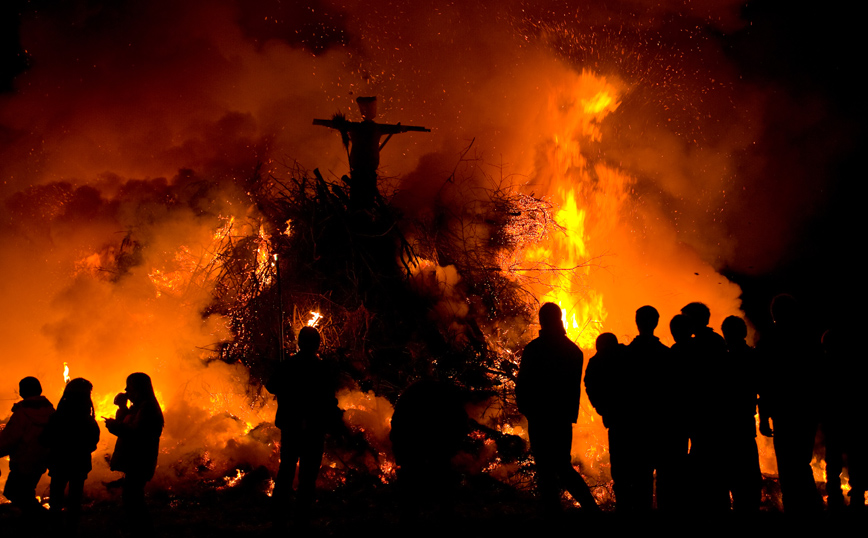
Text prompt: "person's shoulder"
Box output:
[[522, 336, 543, 353], [554, 334, 583, 361], [566, 337, 583, 354]]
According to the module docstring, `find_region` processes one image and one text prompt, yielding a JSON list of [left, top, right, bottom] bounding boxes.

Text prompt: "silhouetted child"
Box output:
[[41, 377, 100, 531], [720, 315, 762, 512], [105, 372, 164, 536], [0, 376, 54, 515], [585, 332, 642, 511], [584, 332, 625, 430]]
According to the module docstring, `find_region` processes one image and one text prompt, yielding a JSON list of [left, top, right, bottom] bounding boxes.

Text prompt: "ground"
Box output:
[[1, 475, 865, 537]]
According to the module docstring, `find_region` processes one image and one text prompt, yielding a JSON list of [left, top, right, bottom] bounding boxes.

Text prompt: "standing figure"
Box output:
[[720, 316, 762, 512], [820, 326, 867, 511], [105, 372, 164, 534], [680, 302, 730, 510], [584, 332, 640, 510], [516, 302, 600, 513], [756, 294, 823, 513], [626, 306, 678, 511], [0, 376, 54, 515], [40, 377, 100, 531], [266, 326, 340, 526], [668, 314, 695, 510]]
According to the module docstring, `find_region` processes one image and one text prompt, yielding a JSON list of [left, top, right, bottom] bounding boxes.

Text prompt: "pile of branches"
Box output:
[[197, 154, 568, 487], [207, 158, 551, 399]]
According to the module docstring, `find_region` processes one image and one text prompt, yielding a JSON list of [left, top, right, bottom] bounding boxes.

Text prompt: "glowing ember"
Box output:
[[221, 469, 246, 489]]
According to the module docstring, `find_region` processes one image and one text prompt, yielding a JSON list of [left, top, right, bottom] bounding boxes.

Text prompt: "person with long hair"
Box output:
[[40, 377, 100, 531], [105, 372, 164, 535]]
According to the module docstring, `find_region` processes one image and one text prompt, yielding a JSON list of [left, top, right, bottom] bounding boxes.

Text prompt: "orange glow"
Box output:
[[307, 311, 323, 327]]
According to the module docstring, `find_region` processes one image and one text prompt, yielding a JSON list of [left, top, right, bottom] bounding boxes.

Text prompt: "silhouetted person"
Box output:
[[266, 326, 340, 527], [818, 326, 866, 511], [584, 333, 626, 430], [314, 96, 429, 209], [668, 314, 694, 510], [585, 332, 647, 511], [390, 379, 468, 518], [0, 376, 54, 515], [40, 377, 100, 532], [106, 372, 164, 536], [680, 302, 730, 511], [516, 302, 600, 513], [626, 305, 682, 512], [720, 315, 762, 512], [756, 294, 822, 513]]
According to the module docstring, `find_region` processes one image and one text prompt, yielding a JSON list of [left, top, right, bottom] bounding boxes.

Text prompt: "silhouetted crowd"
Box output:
[[584, 296, 866, 516], [0, 373, 163, 536], [1, 294, 864, 535]]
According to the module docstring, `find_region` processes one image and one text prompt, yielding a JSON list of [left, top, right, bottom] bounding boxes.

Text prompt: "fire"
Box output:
[[307, 311, 323, 327], [221, 469, 246, 489], [63, 362, 70, 384], [517, 71, 623, 350]]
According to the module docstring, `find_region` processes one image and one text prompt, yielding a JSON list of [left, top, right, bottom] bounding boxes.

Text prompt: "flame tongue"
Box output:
[[307, 311, 323, 327]]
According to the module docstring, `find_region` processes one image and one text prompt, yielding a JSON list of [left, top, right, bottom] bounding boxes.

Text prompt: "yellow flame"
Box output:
[[582, 90, 616, 115], [307, 311, 323, 327], [222, 469, 246, 488], [516, 71, 624, 350], [63, 362, 70, 384]]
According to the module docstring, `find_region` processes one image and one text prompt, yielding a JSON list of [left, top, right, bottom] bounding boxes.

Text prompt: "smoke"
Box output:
[[0, 0, 851, 493]]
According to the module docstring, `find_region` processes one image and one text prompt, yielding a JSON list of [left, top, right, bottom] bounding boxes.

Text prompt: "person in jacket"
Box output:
[[680, 302, 731, 511], [40, 377, 100, 530], [266, 326, 340, 526], [584, 332, 640, 510], [105, 372, 164, 533], [0, 376, 55, 514], [627, 306, 678, 511], [720, 316, 762, 512], [516, 302, 599, 513]]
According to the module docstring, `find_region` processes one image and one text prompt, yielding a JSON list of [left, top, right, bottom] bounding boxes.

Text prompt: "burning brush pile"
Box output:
[[205, 155, 570, 495]]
